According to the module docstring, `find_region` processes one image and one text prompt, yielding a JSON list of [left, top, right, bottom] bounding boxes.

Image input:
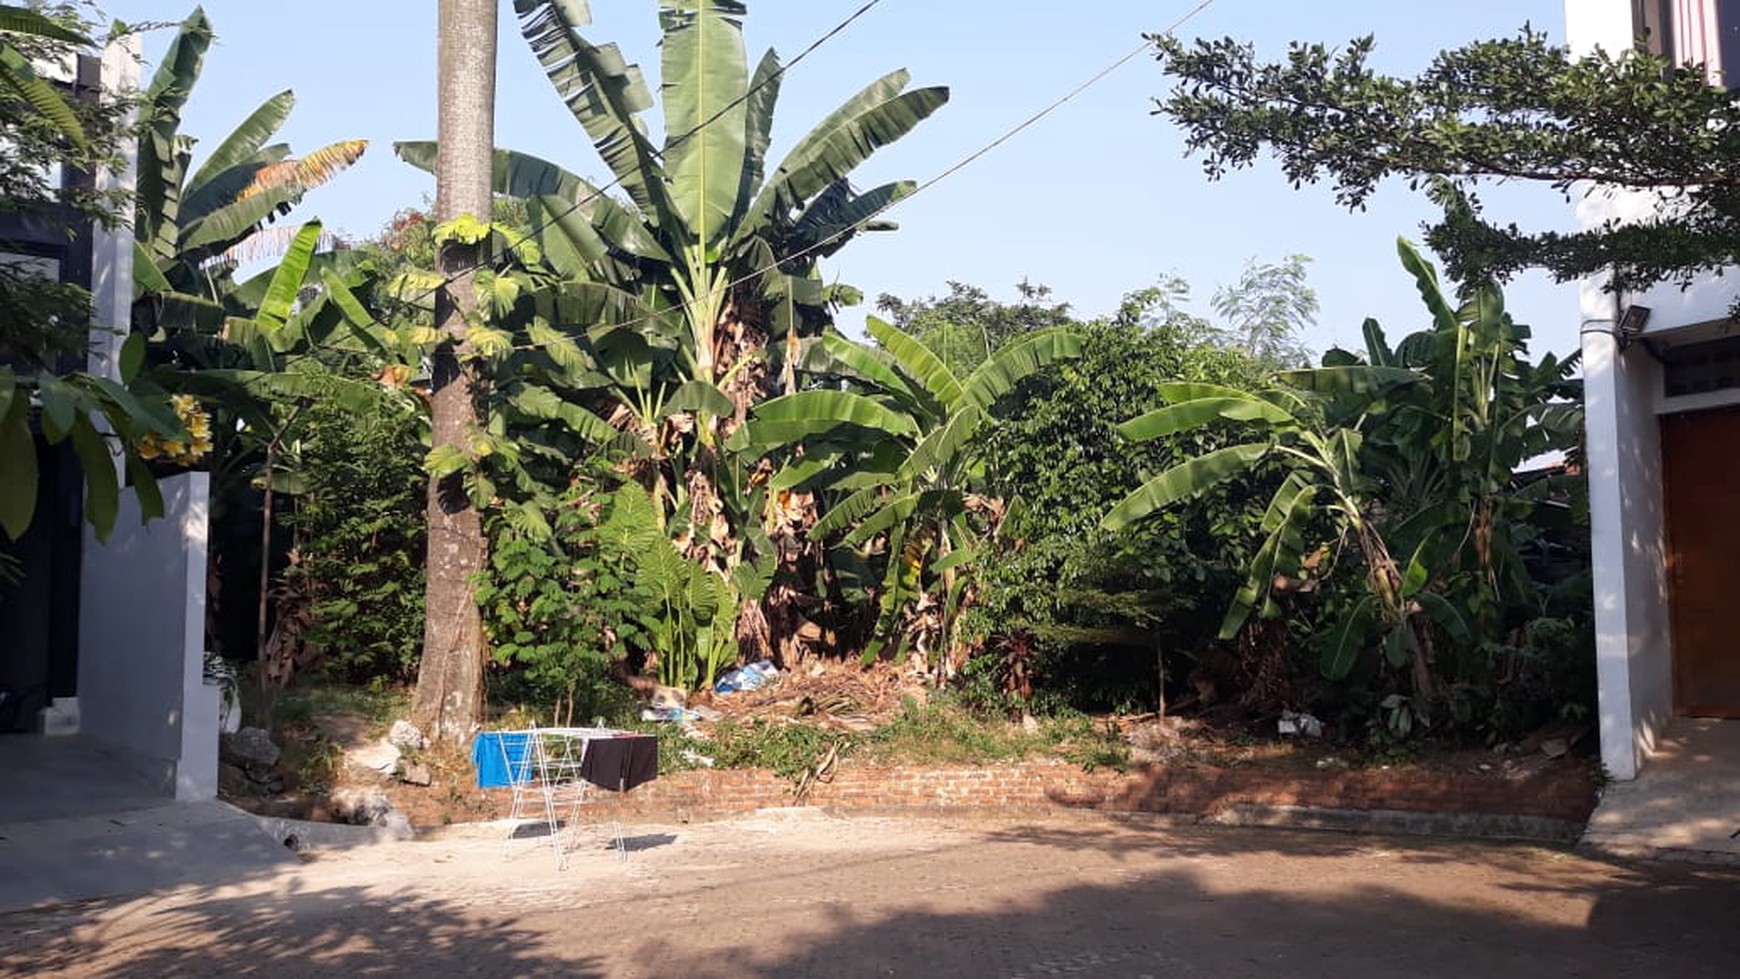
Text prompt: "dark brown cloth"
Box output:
[[579, 733, 658, 792]]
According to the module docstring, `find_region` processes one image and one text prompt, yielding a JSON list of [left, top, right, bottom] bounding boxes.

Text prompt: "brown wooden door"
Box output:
[[1662, 405, 1740, 717]]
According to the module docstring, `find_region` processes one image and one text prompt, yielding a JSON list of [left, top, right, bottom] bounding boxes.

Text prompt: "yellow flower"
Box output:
[[135, 395, 213, 466]]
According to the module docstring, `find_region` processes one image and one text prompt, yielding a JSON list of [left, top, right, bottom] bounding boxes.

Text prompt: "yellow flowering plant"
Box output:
[[135, 394, 213, 467]]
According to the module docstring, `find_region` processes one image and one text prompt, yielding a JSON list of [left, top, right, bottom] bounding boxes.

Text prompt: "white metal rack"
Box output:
[[497, 725, 624, 869]]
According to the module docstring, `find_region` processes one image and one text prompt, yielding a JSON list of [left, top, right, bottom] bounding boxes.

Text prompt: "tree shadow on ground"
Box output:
[[6, 815, 1738, 978], [977, 815, 1730, 881], [0, 883, 601, 979], [977, 816, 1556, 864], [635, 826, 1740, 979]]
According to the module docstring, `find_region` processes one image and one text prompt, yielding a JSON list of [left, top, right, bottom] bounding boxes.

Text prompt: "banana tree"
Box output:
[[0, 340, 186, 543], [0, 3, 91, 147], [133, 7, 367, 335], [156, 220, 391, 473], [731, 316, 1081, 671], [394, 0, 946, 677], [396, 0, 947, 560], [146, 218, 396, 671], [1103, 240, 1583, 721], [1100, 375, 1450, 695], [1330, 242, 1582, 617], [363, 209, 783, 693]]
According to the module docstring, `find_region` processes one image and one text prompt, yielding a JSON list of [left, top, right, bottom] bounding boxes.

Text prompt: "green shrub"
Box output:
[[477, 479, 652, 716], [281, 395, 426, 682], [708, 719, 847, 784]]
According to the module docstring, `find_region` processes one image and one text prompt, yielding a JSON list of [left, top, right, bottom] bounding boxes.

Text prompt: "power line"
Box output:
[[324, 0, 1225, 366], [401, 0, 884, 311], [472, 0, 1227, 357]]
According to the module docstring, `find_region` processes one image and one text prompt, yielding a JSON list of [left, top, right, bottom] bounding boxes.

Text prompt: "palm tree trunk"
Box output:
[[413, 0, 496, 746]]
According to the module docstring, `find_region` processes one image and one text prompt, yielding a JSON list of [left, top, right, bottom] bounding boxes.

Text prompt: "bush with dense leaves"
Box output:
[[477, 478, 653, 717], [280, 396, 426, 682], [968, 290, 1280, 711]]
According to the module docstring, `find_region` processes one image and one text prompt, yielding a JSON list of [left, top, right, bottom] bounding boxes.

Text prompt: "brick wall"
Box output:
[[482, 760, 1597, 825]]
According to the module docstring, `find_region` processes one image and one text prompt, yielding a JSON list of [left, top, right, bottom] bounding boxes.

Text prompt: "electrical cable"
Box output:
[[325, 0, 1227, 362], [399, 0, 885, 311]]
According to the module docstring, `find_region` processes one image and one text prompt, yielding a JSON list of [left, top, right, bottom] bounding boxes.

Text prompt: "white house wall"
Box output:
[[1566, 1, 1737, 778], [77, 473, 218, 800], [86, 35, 138, 405], [1582, 320, 1675, 780]]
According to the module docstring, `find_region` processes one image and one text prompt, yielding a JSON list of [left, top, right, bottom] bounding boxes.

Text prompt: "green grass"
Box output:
[[279, 680, 408, 731], [230, 674, 1129, 797], [861, 698, 1128, 770], [646, 696, 1132, 786]]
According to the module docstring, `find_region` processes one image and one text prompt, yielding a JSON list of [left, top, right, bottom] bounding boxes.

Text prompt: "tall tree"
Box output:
[[413, 0, 497, 745], [875, 280, 1074, 379], [1150, 29, 1740, 292], [1210, 254, 1316, 367], [396, 0, 947, 673]]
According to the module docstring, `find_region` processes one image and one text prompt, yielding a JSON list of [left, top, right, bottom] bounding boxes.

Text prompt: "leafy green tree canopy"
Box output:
[[0, 3, 187, 543], [1151, 28, 1740, 292], [1210, 254, 1316, 367], [875, 280, 1074, 379]]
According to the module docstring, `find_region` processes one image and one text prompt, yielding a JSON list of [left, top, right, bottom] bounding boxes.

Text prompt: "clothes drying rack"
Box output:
[[495, 725, 624, 870]]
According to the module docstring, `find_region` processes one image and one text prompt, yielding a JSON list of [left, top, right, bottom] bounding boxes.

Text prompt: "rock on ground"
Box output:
[[219, 727, 280, 772], [343, 741, 401, 777], [387, 720, 427, 751]]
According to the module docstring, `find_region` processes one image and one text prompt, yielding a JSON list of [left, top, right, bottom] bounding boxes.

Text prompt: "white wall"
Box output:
[[1566, 1, 1733, 778], [1583, 320, 1675, 780], [78, 473, 218, 800], [86, 35, 138, 397]]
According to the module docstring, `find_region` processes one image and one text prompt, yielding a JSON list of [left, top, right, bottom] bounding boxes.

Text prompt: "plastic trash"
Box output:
[[1278, 710, 1323, 738], [714, 660, 779, 695]]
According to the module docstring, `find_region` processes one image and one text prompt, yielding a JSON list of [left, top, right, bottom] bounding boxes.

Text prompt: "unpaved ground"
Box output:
[[2, 810, 1736, 978]]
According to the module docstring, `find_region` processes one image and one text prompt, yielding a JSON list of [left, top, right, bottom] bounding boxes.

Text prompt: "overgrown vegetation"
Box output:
[[7, 1, 1611, 774], [478, 477, 650, 711], [1102, 242, 1589, 741], [653, 696, 1132, 786], [278, 394, 427, 682]]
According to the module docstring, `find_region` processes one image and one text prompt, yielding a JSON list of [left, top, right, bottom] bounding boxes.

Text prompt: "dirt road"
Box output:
[[3, 810, 1735, 978]]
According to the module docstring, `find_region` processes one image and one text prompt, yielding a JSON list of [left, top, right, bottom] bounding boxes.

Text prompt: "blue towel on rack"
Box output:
[[471, 731, 533, 788]]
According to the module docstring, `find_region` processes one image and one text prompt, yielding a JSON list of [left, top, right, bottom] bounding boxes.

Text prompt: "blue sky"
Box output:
[[105, 0, 1581, 358]]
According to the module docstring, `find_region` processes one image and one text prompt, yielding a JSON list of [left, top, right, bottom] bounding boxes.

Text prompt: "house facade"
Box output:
[[0, 38, 217, 800], [1569, 1, 1740, 779]]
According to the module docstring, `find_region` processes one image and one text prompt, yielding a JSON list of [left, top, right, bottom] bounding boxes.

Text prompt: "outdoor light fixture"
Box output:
[[1619, 304, 1653, 339]]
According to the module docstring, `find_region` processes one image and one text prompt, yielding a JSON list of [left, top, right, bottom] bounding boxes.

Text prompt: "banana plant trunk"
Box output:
[[1357, 522, 1446, 706], [412, 0, 496, 746]]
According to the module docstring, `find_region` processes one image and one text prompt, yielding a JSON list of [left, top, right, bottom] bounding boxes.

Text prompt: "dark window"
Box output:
[[1636, 0, 1676, 62], [1661, 334, 1740, 398], [1635, 0, 1740, 88]]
